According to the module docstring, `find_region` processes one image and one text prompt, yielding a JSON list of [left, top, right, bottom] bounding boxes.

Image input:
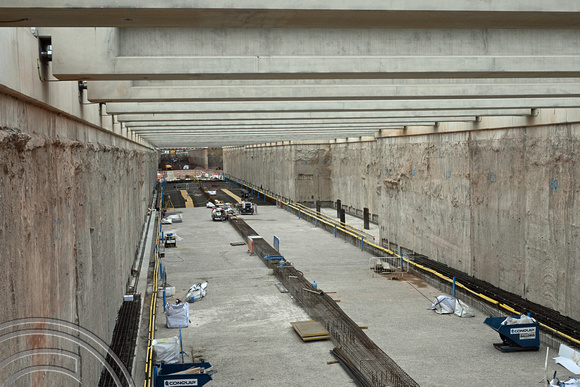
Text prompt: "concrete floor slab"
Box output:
[[152, 205, 569, 387]]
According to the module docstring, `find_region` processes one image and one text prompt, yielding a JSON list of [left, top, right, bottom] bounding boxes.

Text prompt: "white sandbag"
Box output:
[[152, 336, 180, 364], [501, 314, 536, 325], [430, 296, 455, 314], [549, 377, 579, 386], [168, 214, 182, 223], [454, 299, 475, 317], [554, 344, 580, 374], [166, 302, 189, 328], [185, 281, 208, 303]]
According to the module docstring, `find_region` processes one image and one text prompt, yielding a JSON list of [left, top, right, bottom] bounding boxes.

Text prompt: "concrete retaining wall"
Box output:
[[223, 123, 580, 321], [0, 91, 156, 385]]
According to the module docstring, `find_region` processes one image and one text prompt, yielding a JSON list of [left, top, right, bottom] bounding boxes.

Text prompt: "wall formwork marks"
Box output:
[[223, 124, 580, 321], [0, 92, 156, 386]]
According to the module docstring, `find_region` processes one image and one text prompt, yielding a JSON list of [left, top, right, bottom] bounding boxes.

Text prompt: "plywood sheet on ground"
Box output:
[[180, 189, 194, 207], [290, 320, 330, 341], [221, 188, 242, 203]]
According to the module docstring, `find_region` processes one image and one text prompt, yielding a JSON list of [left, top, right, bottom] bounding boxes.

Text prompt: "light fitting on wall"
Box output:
[[78, 81, 89, 104], [36, 34, 59, 82], [38, 36, 52, 63]]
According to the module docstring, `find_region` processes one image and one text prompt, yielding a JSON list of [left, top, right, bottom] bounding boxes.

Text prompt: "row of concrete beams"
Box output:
[[139, 133, 386, 148], [44, 25, 580, 148], [3, 2, 580, 28], [4, 3, 580, 148], [88, 80, 580, 103]]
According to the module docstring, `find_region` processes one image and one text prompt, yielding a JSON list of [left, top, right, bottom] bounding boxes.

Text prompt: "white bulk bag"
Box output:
[[152, 336, 180, 364], [166, 302, 189, 328], [454, 299, 475, 317]]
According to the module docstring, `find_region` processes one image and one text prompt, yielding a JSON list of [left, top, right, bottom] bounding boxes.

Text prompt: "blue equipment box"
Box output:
[[483, 316, 540, 352], [154, 361, 213, 387]]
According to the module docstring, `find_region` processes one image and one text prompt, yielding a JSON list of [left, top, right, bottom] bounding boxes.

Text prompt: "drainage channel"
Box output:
[[228, 216, 419, 387], [409, 253, 580, 348], [98, 294, 141, 387]]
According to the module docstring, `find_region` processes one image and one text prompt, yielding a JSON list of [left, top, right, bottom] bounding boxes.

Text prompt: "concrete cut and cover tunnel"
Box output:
[[1, 2, 580, 386]]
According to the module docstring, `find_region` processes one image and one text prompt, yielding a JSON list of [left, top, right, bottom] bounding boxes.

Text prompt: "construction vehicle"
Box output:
[[237, 201, 255, 215], [164, 233, 177, 248], [211, 207, 228, 221]]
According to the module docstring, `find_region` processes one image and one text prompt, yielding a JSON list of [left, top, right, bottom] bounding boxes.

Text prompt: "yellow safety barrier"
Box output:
[[144, 219, 160, 387], [295, 202, 375, 240]]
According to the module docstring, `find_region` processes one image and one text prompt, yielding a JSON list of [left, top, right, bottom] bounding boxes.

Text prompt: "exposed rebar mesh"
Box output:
[[229, 217, 418, 387], [98, 294, 141, 387]]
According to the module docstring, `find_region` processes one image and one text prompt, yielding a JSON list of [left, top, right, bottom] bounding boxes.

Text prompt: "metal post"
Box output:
[[334, 225, 337, 237], [298, 208, 301, 219], [336, 199, 341, 218], [360, 236, 364, 251], [452, 277, 456, 298], [340, 208, 346, 224], [316, 200, 321, 213], [163, 289, 167, 312], [179, 326, 185, 363], [364, 207, 370, 230], [315, 218, 317, 228]]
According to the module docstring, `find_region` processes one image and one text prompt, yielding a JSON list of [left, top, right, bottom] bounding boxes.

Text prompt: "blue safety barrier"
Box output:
[[163, 289, 167, 312]]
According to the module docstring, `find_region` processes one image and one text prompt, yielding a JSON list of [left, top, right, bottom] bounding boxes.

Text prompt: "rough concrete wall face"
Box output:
[[225, 124, 579, 321], [294, 145, 332, 203], [0, 95, 155, 386], [375, 127, 579, 320], [378, 134, 473, 271]]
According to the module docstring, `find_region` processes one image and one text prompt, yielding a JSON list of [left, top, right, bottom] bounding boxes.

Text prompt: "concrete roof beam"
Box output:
[[3, 2, 580, 28], [104, 99, 580, 115], [114, 110, 534, 123], [88, 80, 580, 103], [51, 28, 580, 81]]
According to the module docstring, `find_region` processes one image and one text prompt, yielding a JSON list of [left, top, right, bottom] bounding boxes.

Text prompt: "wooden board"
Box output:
[[290, 320, 330, 341]]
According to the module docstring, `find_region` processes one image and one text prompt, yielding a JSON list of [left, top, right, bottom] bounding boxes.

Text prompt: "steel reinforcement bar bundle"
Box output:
[[228, 217, 419, 387]]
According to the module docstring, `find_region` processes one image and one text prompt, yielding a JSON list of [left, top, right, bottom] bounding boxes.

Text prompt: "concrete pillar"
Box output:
[[203, 148, 209, 169], [364, 207, 370, 230]]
